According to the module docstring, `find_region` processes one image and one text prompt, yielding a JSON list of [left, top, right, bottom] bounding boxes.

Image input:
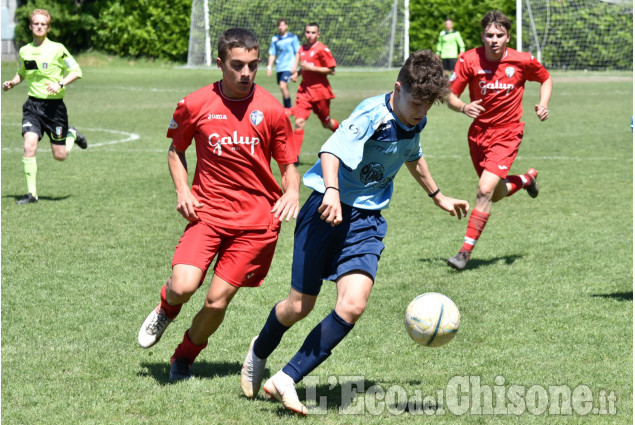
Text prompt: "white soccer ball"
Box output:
[[404, 292, 460, 347]]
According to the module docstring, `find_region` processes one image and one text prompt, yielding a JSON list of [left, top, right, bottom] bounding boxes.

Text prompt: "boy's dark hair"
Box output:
[[481, 10, 511, 33], [306, 22, 319, 30], [397, 50, 449, 104], [277, 18, 287, 26], [218, 28, 259, 62]]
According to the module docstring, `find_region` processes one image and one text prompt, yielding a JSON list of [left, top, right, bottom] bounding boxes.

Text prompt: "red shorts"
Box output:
[[293, 91, 332, 124], [468, 122, 525, 178], [172, 220, 279, 288]]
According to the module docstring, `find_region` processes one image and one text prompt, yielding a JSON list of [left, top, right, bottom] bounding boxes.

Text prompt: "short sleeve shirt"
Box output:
[[303, 93, 425, 210], [17, 39, 82, 99], [450, 47, 550, 126], [167, 82, 296, 229], [268, 32, 301, 72], [297, 41, 336, 101]]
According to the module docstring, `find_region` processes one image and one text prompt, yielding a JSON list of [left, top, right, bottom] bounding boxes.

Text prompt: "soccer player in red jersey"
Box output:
[[137, 28, 300, 382], [446, 10, 552, 270], [289, 23, 339, 161]]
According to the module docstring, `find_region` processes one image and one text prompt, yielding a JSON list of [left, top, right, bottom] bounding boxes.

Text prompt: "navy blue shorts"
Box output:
[[277, 71, 292, 84], [291, 191, 387, 296]]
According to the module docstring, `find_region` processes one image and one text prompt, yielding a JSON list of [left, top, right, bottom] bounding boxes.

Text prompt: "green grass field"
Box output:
[[1, 54, 632, 424]]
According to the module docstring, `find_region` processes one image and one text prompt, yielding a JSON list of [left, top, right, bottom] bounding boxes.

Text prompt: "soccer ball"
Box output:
[[404, 292, 460, 347]]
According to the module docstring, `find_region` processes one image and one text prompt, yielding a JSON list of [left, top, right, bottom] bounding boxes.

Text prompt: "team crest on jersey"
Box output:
[[449, 72, 457, 82], [250, 110, 264, 127], [169, 118, 178, 129], [505, 67, 515, 78]]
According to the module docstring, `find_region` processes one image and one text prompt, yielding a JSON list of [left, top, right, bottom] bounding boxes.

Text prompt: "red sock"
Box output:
[[461, 210, 490, 253], [171, 329, 208, 365], [160, 284, 182, 320], [330, 119, 339, 132], [293, 128, 304, 158], [506, 174, 528, 197]]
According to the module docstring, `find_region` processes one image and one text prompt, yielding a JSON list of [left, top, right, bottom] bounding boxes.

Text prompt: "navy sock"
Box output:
[[283, 97, 292, 108], [253, 304, 290, 359], [282, 310, 354, 383]]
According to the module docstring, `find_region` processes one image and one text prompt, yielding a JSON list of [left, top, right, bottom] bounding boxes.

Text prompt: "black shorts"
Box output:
[[22, 97, 69, 145], [442, 58, 457, 72]]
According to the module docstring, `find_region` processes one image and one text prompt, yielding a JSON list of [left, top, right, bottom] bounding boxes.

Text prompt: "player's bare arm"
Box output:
[[405, 158, 469, 220], [535, 76, 553, 121], [46, 71, 81, 94], [448, 92, 484, 118], [300, 62, 335, 76], [272, 163, 301, 222], [168, 143, 202, 221], [318, 152, 343, 226], [3, 74, 23, 91]]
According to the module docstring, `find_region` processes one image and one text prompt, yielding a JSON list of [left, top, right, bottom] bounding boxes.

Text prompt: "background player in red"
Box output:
[[137, 28, 300, 382], [446, 10, 552, 271], [290, 23, 339, 161]]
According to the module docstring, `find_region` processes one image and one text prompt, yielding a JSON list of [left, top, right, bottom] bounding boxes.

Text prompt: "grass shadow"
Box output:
[[591, 291, 633, 301], [419, 254, 523, 270], [6, 194, 72, 203], [138, 360, 243, 385]]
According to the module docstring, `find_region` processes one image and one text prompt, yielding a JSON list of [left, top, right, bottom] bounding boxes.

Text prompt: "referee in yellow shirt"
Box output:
[[3, 8, 87, 205]]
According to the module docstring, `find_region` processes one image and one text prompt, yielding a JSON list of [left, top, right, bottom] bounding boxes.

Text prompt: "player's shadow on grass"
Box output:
[[6, 194, 71, 203], [420, 254, 523, 270], [591, 291, 633, 301], [138, 360, 242, 385]]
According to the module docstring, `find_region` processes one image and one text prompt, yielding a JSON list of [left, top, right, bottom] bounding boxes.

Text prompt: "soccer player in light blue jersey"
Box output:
[[266, 19, 301, 109], [241, 50, 470, 415]]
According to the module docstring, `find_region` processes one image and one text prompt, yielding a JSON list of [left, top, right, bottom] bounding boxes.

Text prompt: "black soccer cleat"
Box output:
[[70, 126, 88, 150], [169, 358, 193, 382], [17, 193, 38, 205], [447, 251, 470, 271]]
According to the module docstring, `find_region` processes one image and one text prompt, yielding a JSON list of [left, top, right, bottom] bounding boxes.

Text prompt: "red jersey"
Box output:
[[450, 47, 550, 127], [167, 82, 296, 230], [297, 41, 336, 101]]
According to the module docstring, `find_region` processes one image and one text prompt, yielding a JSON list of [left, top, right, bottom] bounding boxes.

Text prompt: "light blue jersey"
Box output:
[[304, 93, 426, 210], [269, 32, 300, 72]]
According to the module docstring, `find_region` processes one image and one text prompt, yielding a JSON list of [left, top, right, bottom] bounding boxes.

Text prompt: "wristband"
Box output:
[[428, 188, 440, 198], [266, 66, 272, 70], [58, 81, 64, 87], [461, 105, 465, 114], [325, 186, 339, 193]]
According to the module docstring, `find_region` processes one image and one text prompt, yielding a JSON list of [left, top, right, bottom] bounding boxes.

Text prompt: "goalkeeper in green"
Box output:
[[3, 8, 87, 205], [436, 18, 466, 77]]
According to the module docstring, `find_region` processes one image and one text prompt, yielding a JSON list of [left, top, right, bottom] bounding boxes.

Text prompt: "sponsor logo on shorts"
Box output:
[[56, 126, 63, 137], [23, 122, 33, 129], [168, 118, 178, 129], [498, 165, 508, 170]]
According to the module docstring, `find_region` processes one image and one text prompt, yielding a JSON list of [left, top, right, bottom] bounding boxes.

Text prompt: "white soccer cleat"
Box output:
[[138, 304, 172, 348], [240, 336, 267, 398], [263, 371, 308, 416]]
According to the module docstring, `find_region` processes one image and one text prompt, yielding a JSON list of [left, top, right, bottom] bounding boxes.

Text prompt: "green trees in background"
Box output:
[[409, 0, 515, 53], [14, 0, 191, 62], [11, 0, 633, 70]]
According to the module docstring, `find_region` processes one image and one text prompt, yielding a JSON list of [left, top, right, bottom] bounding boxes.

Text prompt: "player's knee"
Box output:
[[52, 150, 67, 161], [336, 299, 367, 323], [166, 277, 198, 303]]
